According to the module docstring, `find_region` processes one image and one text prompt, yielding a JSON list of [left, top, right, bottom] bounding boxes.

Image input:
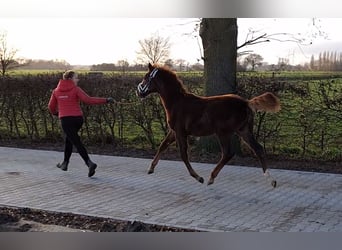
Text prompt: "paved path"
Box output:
[[0, 146, 341, 232]]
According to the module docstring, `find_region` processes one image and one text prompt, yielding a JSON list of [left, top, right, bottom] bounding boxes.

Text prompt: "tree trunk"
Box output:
[[199, 18, 241, 155], [200, 18, 237, 95]]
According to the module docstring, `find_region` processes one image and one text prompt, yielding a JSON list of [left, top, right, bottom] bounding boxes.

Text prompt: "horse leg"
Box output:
[[148, 130, 176, 174], [177, 134, 204, 184], [208, 134, 234, 185], [238, 128, 277, 188]]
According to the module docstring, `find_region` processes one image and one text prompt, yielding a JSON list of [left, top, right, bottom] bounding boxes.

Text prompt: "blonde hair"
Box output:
[[63, 70, 76, 80]]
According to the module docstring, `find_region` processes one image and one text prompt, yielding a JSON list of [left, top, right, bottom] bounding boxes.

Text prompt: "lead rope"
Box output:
[[112, 99, 141, 105]]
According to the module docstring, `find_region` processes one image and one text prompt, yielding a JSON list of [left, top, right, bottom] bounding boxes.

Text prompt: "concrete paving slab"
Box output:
[[0, 146, 341, 232]]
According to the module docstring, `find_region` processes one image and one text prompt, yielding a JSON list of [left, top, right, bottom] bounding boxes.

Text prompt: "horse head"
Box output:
[[136, 63, 159, 98]]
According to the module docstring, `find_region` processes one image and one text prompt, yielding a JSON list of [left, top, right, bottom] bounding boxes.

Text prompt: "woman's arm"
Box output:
[[76, 87, 107, 105]]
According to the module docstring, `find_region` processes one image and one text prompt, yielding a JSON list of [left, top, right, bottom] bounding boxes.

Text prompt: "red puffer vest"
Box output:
[[48, 79, 106, 118]]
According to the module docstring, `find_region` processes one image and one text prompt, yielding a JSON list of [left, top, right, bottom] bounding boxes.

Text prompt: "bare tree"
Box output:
[[164, 58, 174, 68], [277, 58, 290, 71], [243, 53, 264, 71], [136, 33, 171, 64], [117, 60, 129, 73], [0, 32, 20, 76], [174, 58, 187, 71], [237, 18, 328, 56]]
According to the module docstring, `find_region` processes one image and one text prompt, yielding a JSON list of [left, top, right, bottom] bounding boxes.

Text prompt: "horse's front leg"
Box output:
[[148, 130, 176, 174], [177, 134, 204, 184]]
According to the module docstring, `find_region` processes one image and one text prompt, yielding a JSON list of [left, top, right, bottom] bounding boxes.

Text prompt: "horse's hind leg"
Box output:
[[238, 128, 277, 188], [208, 134, 234, 185], [177, 134, 204, 184], [148, 130, 176, 174]]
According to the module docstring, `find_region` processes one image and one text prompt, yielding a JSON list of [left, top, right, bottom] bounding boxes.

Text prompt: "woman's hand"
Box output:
[[106, 97, 114, 103]]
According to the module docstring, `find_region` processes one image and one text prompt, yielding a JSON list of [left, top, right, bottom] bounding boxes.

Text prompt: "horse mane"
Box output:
[[155, 65, 189, 95]]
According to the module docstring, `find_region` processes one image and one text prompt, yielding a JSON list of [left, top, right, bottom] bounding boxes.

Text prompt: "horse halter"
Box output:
[[138, 68, 159, 95]]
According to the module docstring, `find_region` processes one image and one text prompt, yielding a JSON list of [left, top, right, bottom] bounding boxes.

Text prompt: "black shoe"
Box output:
[[57, 161, 68, 171], [87, 160, 97, 177]]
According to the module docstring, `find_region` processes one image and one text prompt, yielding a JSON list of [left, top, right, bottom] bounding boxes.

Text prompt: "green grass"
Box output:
[[238, 70, 342, 79]]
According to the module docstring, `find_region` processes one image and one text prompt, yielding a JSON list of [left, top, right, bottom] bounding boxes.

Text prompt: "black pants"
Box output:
[[60, 116, 89, 164]]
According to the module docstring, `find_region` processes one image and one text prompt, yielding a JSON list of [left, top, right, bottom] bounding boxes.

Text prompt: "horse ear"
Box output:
[[148, 63, 154, 71]]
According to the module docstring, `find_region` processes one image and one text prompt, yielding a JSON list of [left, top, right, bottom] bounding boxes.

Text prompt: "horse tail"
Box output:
[[248, 92, 281, 113]]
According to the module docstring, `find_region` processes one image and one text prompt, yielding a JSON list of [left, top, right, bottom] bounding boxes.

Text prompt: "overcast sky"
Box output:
[[1, 18, 341, 66]]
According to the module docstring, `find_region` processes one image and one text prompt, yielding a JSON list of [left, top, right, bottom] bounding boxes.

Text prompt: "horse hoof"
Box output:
[[147, 169, 154, 174], [198, 177, 204, 184], [271, 180, 277, 188], [207, 180, 214, 186]]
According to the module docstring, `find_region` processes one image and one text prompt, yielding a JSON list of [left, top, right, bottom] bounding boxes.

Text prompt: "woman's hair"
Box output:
[[63, 70, 76, 80]]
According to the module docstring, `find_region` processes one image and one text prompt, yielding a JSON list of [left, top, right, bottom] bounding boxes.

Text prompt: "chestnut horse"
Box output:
[[137, 63, 280, 187]]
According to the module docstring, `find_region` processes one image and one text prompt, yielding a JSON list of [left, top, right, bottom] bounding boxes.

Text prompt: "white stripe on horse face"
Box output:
[[150, 68, 158, 78], [138, 69, 158, 94], [137, 68, 159, 95], [138, 81, 148, 94]]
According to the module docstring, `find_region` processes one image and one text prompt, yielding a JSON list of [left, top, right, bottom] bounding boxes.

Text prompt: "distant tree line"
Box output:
[[90, 62, 144, 72], [90, 61, 204, 72], [237, 50, 342, 72], [17, 59, 71, 70], [309, 51, 342, 71]]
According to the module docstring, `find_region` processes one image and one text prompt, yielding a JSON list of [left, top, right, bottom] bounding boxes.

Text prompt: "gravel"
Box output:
[[0, 206, 201, 232]]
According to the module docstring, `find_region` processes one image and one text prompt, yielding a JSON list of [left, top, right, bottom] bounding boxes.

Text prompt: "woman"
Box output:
[[48, 70, 113, 177]]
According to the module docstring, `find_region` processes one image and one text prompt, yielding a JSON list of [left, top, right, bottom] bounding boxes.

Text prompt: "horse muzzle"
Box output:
[[136, 89, 147, 98], [137, 81, 150, 98]]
